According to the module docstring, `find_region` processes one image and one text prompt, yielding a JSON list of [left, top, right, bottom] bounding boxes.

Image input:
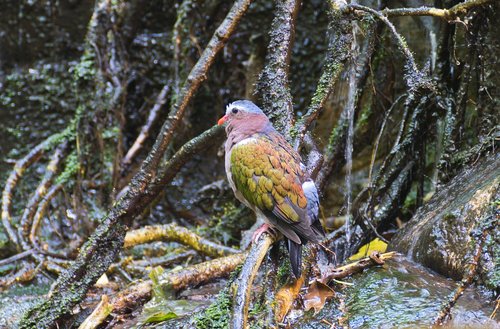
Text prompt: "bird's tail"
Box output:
[[287, 239, 302, 278]]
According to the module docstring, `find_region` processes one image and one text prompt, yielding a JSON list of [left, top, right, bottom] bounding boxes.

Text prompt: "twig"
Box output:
[[78, 295, 112, 329], [0, 249, 35, 267], [383, 0, 495, 20], [322, 251, 396, 283], [121, 250, 197, 276], [121, 84, 169, 167], [255, 0, 301, 136], [231, 233, 276, 329], [434, 221, 491, 325], [123, 223, 239, 258]]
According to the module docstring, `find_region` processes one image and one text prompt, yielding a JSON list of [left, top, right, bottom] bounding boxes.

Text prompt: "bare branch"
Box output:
[[383, 0, 495, 20]]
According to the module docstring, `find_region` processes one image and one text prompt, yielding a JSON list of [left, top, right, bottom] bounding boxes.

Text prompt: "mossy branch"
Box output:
[[293, 0, 352, 149], [124, 223, 239, 258], [80, 252, 247, 329], [255, 0, 301, 137]]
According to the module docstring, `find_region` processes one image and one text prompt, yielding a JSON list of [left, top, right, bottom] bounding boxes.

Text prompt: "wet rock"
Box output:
[[389, 154, 499, 290]]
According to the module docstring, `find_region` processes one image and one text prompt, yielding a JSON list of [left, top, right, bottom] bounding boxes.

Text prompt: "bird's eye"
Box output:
[[232, 108, 239, 114]]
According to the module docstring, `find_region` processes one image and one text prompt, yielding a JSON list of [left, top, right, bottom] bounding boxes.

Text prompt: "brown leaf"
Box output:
[[303, 280, 335, 314], [274, 276, 304, 322]]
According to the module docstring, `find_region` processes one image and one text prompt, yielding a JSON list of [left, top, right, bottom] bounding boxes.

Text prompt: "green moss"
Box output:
[[356, 104, 372, 129], [194, 287, 232, 329], [70, 51, 96, 83], [327, 120, 347, 154], [55, 151, 80, 185]]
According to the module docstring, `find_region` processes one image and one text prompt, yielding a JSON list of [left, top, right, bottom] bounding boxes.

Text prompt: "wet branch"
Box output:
[[20, 0, 252, 324], [293, 0, 352, 150], [81, 252, 247, 329], [256, 0, 301, 137]]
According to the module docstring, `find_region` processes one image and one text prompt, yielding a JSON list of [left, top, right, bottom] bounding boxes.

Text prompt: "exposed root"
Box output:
[[1, 129, 72, 248], [18, 144, 67, 251], [80, 252, 247, 329], [124, 223, 239, 258]]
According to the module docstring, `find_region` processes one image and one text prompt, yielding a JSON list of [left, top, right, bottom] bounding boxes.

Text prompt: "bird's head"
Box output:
[[217, 100, 267, 127]]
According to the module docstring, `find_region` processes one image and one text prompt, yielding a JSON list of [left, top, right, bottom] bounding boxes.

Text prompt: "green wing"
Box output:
[[230, 134, 308, 225]]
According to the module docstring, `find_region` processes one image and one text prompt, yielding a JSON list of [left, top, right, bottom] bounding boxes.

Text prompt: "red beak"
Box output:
[[217, 115, 228, 126]]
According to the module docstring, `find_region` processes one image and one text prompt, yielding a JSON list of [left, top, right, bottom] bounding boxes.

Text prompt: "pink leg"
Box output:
[[252, 223, 277, 243]]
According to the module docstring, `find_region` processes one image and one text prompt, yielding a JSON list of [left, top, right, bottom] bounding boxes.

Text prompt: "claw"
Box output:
[[252, 223, 277, 243]]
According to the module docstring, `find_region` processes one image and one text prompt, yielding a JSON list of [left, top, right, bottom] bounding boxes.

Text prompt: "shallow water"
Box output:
[[299, 254, 498, 328]]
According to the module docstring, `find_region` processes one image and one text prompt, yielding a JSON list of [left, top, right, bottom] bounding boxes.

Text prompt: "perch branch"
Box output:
[[124, 223, 239, 258], [231, 233, 276, 329]]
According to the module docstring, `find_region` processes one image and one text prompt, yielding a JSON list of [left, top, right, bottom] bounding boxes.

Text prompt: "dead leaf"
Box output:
[[303, 280, 334, 314], [274, 276, 304, 322]]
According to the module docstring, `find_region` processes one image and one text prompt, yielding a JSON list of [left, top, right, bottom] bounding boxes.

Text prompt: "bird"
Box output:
[[218, 100, 325, 278]]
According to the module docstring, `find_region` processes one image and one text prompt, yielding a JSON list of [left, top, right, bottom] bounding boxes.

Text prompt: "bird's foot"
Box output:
[[252, 223, 277, 243]]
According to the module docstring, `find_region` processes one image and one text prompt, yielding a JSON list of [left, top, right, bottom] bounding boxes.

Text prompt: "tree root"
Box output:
[[123, 223, 239, 258], [81, 252, 247, 329], [19, 144, 67, 252], [20, 1, 253, 325], [1, 128, 72, 248]]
